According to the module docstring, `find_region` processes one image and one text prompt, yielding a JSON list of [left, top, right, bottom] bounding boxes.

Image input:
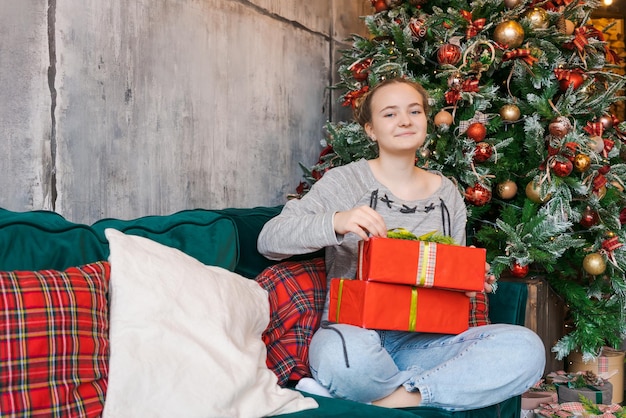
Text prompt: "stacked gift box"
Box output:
[[328, 236, 486, 334]]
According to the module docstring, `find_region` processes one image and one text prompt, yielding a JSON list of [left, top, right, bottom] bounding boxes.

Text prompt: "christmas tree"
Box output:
[[301, 0, 626, 360]]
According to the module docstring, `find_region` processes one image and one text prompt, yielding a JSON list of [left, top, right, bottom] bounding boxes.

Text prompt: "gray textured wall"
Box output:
[[0, 0, 369, 224]]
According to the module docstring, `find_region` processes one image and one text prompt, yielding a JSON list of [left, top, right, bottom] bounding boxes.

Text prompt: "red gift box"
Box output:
[[357, 237, 485, 292], [328, 278, 470, 334]]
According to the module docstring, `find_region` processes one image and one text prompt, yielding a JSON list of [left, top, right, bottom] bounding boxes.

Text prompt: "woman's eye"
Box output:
[[383, 113, 395, 118]]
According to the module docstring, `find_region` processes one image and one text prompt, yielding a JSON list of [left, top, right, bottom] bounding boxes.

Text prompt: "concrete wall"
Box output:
[[0, 0, 370, 224]]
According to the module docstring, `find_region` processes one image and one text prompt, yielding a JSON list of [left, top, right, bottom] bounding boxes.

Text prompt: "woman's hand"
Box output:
[[465, 257, 496, 297], [334, 206, 387, 241], [483, 263, 497, 293]]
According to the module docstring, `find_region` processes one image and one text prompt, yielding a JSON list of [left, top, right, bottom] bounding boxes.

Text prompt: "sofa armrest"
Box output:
[[487, 281, 528, 326]]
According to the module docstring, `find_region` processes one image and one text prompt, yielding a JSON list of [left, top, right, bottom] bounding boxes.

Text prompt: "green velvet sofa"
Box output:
[[0, 206, 527, 417]]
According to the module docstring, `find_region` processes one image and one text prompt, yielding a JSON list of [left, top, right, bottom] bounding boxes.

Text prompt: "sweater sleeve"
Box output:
[[257, 163, 366, 260]]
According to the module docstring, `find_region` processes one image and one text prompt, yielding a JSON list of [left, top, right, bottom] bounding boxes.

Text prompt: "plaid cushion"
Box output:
[[256, 258, 327, 386], [257, 258, 490, 386], [469, 291, 490, 327], [0, 262, 110, 418]]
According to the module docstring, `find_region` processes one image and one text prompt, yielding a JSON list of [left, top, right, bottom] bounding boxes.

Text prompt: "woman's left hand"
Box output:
[[465, 259, 496, 297]]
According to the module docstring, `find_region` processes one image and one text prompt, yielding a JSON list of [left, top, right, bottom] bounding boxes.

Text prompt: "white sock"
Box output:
[[295, 377, 332, 398]]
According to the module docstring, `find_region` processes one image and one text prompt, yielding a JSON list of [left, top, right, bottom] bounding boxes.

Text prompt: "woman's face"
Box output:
[[364, 82, 428, 156]]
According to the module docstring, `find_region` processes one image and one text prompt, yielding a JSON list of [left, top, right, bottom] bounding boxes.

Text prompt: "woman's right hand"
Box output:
[[334, 206, 387, 241]]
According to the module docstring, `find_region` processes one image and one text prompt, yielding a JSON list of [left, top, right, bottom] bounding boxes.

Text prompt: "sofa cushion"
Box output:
[[0, 208, 107, 271], [0, 261, 110, 418], [103, 229, 318, 417], [0, 208, 240, 274], [256, 258, 327, 386], [215, 206, 325, 278], [91, 208, 239, 271]]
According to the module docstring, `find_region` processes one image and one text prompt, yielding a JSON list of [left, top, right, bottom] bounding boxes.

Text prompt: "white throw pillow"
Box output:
[[103, 229, 318, 418]]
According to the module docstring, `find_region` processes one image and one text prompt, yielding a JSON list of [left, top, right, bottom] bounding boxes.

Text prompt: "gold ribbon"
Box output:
[[418, 241, 430, 286], [335, 279, 345, 323], [408, 287, 418, 331]]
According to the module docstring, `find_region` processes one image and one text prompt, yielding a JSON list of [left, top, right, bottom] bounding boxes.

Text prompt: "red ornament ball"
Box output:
[[509, 262, 529, 278], [350, 59, 371, 82], [580, 207, 599, 228], [559, 72, 584, 91], [371, 0, 388, 12], [465, 183, 492, 206], [550, 158, 573, 177], [409, 18, 427, 38], [466, 122, 487, 142], [473, 142, 493, 163], [437, 44, 462, 66]]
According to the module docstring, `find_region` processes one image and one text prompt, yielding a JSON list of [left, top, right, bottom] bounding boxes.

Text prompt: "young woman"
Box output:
[[257, 78, 545, 410]]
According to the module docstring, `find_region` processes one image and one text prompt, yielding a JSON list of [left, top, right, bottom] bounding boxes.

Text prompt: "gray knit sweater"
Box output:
[[257, 158, 468, 318]]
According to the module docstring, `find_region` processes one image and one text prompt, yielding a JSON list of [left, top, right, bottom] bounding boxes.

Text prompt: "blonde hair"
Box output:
[[353, 78, 430, 127]]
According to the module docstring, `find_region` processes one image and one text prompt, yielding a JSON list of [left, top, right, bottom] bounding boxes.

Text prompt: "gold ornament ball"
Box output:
[[499, 104, 521, 122], [497, 180, 518, 200], [419, 147, 432, 159], [564, 19, 576, 35], [599, 115, 613, 130], [524, 8, 549, 29], [583, 253, 606, 276], [493, 20, 525, 48], [573, 153, 591, 172], [548, 116, 572, 138], [525, 180, 551, 203], [589, 136, 605, 153], [434, 110, 454, 127]]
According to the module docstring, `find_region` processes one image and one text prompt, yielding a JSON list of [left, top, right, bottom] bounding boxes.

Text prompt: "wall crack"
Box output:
[[233, 0, 331, 41], [47, 0, 57, 210]]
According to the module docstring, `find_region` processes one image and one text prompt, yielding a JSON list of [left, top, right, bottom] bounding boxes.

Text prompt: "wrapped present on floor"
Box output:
[[357, 236, 485, 292], [535, 401, 624, 417], [328, 278, 470, 334], [548, 371, 613, 405], [567, 347, 624, 404]]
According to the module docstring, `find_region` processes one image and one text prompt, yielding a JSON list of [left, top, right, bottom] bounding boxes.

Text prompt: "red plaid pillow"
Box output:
[[470, 291, 490, 327], [256, 258, 327, 386], [0, 262, 110, 418]]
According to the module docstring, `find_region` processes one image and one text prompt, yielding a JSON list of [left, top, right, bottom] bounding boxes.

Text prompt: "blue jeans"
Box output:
[[308, 322, 545, 411]]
